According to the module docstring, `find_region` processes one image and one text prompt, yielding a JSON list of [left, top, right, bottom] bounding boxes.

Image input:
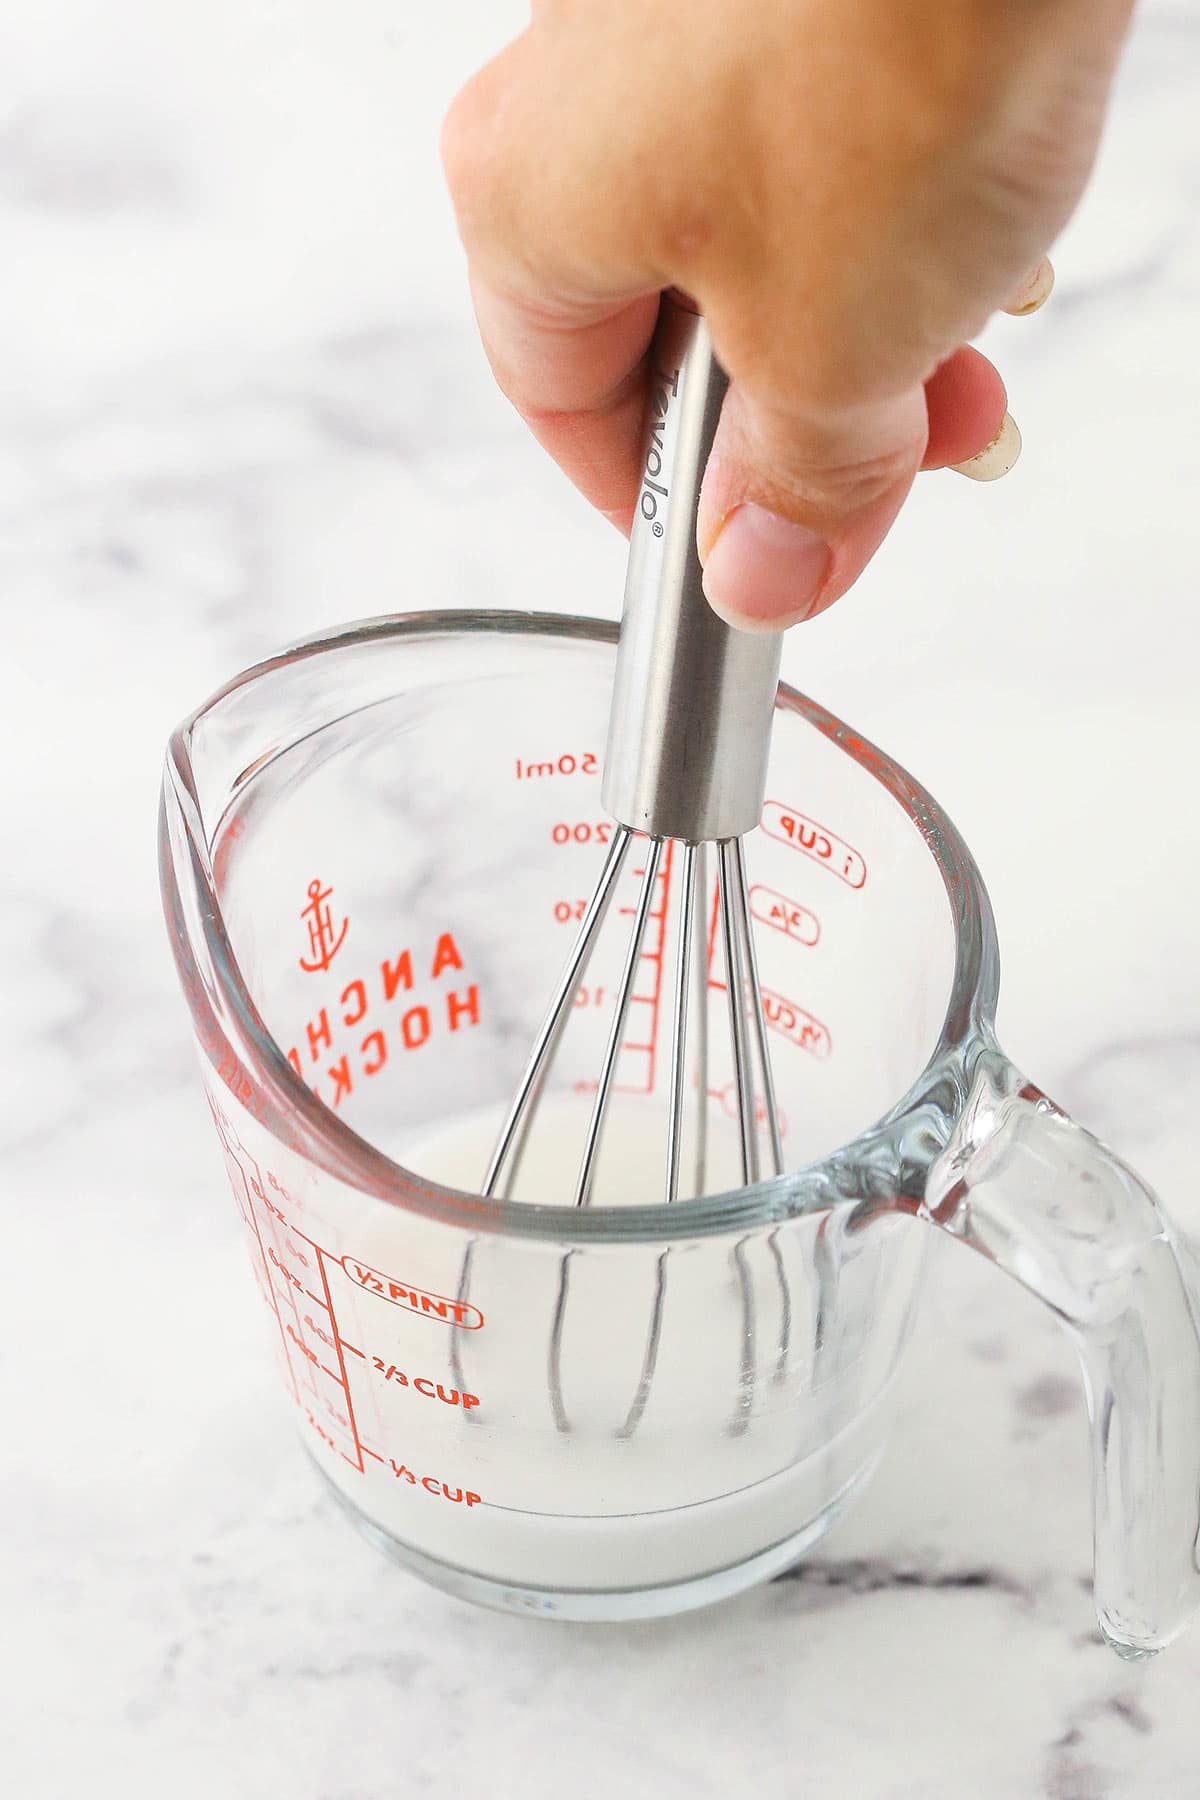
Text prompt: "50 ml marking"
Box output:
[[761, 801, 867, 889], [515, 750, 599, 780]]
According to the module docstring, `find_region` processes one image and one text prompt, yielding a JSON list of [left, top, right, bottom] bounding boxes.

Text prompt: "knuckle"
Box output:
[[722, 385, 925, 521], [796, 442, 918, 515], [440, 55, 521, 238], [439, 80, 488, 210]]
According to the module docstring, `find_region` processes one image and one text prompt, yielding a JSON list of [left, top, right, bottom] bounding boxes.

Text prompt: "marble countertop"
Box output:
[[4, 2, 1199, 1794]]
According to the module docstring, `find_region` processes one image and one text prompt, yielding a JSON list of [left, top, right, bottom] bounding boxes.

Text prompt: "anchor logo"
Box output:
[[298, 877, 348, 972]]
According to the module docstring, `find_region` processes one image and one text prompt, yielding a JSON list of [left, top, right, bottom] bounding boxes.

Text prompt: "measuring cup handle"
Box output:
[[925, 1049, 1200, 1659]]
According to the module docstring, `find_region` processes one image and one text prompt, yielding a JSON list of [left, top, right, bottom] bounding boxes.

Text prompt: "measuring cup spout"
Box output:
[[924, 1049, 1200, 1659]]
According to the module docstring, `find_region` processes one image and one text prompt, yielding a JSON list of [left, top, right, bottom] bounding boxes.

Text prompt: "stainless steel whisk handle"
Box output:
[[601, 291, 783, 844]]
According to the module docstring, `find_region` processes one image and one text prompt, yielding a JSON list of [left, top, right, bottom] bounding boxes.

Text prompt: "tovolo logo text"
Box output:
[[639, 364, 680, 533]]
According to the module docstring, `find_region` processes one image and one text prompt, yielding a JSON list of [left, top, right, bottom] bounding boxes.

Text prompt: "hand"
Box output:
[[442, 0, 1133, 629]]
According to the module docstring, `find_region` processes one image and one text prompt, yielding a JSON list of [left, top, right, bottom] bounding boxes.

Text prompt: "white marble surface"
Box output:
[[3, 2, 1200, 1794]]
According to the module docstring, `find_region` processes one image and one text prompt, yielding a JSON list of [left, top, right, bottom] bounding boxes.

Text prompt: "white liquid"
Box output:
[[286, 1099, 898, 1597], [402, 1088, 755, 1207]]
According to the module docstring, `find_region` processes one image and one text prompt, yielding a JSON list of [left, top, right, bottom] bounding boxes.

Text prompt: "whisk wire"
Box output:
[[574, 836, 665, 1207], [732, 836, 784, 1178], [718, 840, 760, 1185], [691, 841, 710, 1197], [664, 841, 699, 1206], [482, 824, 632, 1200], [617, 1249, 669, 1440]]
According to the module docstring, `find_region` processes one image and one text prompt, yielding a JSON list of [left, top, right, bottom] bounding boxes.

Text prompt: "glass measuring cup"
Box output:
[[159, 611, 1200, 1655]]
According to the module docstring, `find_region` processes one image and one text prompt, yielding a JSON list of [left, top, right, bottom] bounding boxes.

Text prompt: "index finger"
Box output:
[[467, 277, 660, 528]]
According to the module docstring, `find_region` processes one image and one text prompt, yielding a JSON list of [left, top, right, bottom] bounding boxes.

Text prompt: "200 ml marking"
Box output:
[[551, 820, 613, 846]]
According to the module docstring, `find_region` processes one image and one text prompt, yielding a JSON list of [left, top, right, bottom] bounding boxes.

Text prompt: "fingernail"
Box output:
[[701, 503, 831, 631], [950, 412, 1022, 482], [1003, 256, 1055, 316]]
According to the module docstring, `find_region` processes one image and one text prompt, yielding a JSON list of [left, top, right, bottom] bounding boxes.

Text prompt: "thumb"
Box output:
[[697, 381, 930, 632]]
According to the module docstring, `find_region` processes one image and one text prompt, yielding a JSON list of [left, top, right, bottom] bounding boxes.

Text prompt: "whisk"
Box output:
[[454, 290, 787, 1431], [485, 289, 784, 1207]]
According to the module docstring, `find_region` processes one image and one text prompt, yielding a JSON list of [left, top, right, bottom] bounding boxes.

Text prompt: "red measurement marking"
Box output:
[[761, 988, 833, 1060], [705, 878, 721, 986], [207, 1098, 367, 1475], [560, 843, 672, 1096], [761, 801, 867, 889], [207, 1100, 504, 1483], [515, 750, 599, 780], [371, 1359, 481, 1409], [749, 884, 820, 947], [286, 1322, 320, 1367], [704, 862, 745, 998], [618, 839, 673, 1097], [269, 1260, 302, 1303], [551, 820, 613, 846], [215, 1049, 255, 1109], [386, 1462, 482, 1507], [341, 1259, 485, 1329], [315, 1245, 365, 1474], [303, 1409, 338, 1452], [214, 1115, 300, 1408]]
